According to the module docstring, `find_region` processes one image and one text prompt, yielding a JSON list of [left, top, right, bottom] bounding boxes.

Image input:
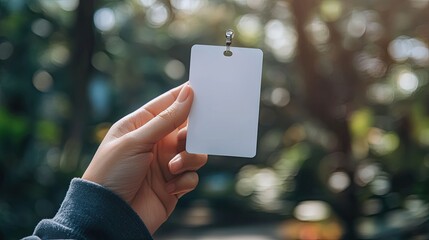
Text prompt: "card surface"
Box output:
[[186, 44, 263, 158]]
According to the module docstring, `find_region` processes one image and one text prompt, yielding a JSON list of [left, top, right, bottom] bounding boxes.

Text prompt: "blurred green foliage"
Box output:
[[1, 0, 429, 239]]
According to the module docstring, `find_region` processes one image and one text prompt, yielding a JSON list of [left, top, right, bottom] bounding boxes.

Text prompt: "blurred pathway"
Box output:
[[155, 223, 282, 240]]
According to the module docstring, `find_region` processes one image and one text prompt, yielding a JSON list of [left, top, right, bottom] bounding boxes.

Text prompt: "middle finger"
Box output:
[[169, 151, 208, 175]]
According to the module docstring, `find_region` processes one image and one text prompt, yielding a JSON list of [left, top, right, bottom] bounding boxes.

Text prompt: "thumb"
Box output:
[[131, 84, 193, 144]]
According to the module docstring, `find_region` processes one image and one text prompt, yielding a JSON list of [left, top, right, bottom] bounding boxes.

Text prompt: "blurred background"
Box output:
[[1, 0, 429, 239]]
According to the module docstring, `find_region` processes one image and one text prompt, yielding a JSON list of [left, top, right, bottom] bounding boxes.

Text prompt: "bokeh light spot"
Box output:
[[264, 20, 297, 62], [106, 36, 127, 56], [182, 201, 214, 227], [328, 171, 350, 193], [237, 14, 262, 45], [356, 163, 378, 186], [347, 12, 366, 38], [94, 7, 116, 32], [94, 123, 112, 143], [171, 0, 205, 14], [366, 83, 394, 104], [362, 199, 382, 215], [50, 44, 70, 66], [294, 201, 330, 221], [164, 59, 185, 80], [33, 70, 53, 92], [397, 70, 419, 94], [92, 52, 112, 72], [405, 195, 429, 218], [57, 0, 79, 11], [370, 175, 390, 195], [389, 36, 429, 65], [368, 128, 400, 155], [138, 0, 156, 7], [271, 88, 290, 107], [236, 177, 254, 196], [147, 3, 169, 27], [320, 0, 343, 22], [31, 19, 53, 37], [0, 41, 14, 60], [306, 18, 330, 48], [246, 0, 267, 10]]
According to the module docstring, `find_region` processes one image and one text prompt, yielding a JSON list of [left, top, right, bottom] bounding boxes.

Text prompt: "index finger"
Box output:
[[132, 83, 185, 119], [130, 84, 193, 144]]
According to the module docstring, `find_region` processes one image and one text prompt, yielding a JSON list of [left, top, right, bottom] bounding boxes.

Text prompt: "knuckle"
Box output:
[[158, 105, 179, 128], [117, 134, 134, 149], [186, 172, 199, 186], [111, 117, 127, 132]]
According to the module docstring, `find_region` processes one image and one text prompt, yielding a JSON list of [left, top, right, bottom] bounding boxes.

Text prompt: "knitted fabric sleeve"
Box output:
[[23, 178, 153, 240]]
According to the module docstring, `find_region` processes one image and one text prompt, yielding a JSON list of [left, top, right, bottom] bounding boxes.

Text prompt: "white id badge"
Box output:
[[186, 44, 263, 158]]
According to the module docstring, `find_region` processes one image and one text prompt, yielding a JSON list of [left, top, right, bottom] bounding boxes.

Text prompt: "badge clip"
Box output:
[[224, 29, 234, 57]]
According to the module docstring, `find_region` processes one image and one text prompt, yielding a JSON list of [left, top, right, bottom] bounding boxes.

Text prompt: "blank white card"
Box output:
[[186, 44, 263, 158]]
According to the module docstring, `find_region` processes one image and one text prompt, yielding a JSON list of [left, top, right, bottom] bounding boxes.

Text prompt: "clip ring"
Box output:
[[224, 29, 234, 57]]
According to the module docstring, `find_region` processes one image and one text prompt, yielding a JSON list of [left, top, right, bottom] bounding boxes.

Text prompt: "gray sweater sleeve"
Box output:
[[23, 178, 153, 240]]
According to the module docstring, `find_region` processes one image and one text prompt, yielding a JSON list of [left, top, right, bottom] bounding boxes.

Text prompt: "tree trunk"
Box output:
[[63, 0, 95, 169], [289, 0, 359, 239]]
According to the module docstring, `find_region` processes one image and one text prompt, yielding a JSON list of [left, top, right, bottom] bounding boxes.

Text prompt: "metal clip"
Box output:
[[224, 29, 234, 57]]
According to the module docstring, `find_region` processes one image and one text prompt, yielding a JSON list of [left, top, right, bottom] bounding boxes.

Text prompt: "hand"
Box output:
[[82, 84, 207, 234]]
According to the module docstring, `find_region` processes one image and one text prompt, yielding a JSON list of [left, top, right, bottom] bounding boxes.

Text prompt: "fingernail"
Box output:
[[166, 183, 176, 194], [177, 84, 190, 103], [169, 155, 183, 174]]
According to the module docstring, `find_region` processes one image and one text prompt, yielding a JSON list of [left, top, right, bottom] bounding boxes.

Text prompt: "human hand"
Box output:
[[82, 84, 207, 234]]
